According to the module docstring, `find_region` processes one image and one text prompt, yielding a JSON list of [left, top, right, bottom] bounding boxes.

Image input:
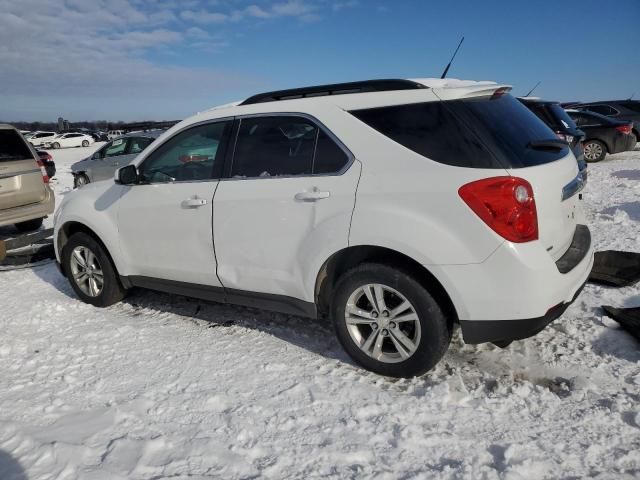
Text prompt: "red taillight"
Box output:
[[36, 159, 50, 184], [616, 124, 632, 135], [458, 176, 538, 243]]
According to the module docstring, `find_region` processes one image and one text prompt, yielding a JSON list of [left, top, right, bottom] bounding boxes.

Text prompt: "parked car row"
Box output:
[[71, 130, 163, 187]]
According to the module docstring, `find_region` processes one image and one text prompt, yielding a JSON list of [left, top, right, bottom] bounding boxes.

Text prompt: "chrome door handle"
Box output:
[[294, 190, 330, 202], [181, 197, 208, 208]]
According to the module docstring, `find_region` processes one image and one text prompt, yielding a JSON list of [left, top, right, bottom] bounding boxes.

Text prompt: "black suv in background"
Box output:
[[566, 109, 637, 162], [518, 97, 587, 178], [566, 100, 640, 142]]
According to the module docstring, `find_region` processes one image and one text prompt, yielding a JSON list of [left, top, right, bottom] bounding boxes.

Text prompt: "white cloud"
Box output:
[[181, 9, 229, 24]]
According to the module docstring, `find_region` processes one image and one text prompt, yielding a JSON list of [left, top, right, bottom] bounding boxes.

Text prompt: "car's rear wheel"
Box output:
[[52, 142, 60, 149], [74, 173, 90, 188], [15, 217, 43, 233], [62, 232, 127, 307], [332, 263, 451, 377], [583, 140, 606, 162], [81, 140, 89, 147]]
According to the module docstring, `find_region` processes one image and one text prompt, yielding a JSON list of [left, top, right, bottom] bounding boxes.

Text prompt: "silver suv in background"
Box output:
[[71, 131, 163, 187], [0, 124, 54, 232]]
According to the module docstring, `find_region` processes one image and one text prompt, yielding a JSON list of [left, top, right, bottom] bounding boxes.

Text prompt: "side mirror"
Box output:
[[115, 165, 139, 185]]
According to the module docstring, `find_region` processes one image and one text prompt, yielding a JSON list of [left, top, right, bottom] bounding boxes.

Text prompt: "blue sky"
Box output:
[[1, 0, 638, 121]]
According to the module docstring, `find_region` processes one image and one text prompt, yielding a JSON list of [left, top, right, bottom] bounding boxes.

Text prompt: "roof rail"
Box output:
[[239, 79, 427, 105]]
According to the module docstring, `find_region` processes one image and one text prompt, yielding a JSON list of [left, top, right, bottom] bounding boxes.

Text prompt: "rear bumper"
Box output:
[[0, 186, 55, 227], [430, 224, 594, 343], [459, 280, 587, 344]]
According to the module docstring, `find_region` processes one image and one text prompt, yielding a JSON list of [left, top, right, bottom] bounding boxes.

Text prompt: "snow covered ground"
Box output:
[[1, 145, 639, 479]]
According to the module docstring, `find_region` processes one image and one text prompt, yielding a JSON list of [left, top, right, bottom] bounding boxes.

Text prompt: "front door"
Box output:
[[117, 120, 233, 286], [213, 115, 360, 302]]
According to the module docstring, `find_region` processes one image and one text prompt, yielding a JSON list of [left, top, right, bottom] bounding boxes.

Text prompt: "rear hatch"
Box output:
[[452, 94, 582, 260], [0, 129, 47, 210]]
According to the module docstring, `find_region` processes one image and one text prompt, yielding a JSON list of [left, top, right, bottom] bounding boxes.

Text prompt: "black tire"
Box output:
[[74, 173, 90, 188], [61, 232, 127, 307], [15, 217, 43, 233], [583, 140, 607, 162], [81, 140, 89, 147], [331, 263, 452, 378]]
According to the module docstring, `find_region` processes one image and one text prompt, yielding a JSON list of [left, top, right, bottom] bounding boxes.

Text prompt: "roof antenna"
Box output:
[[525, 81, 541, 97], [628, 92, 635, 100], [440, 36, 464, 79]]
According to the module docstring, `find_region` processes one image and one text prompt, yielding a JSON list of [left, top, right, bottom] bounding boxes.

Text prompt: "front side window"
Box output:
[[231, 116, 350, 178], [105, 138, 128, 157], [139, 121, 231, 183]]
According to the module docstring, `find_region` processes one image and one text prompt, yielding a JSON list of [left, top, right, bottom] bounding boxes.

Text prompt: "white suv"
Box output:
[[53, 78, 593, 377]]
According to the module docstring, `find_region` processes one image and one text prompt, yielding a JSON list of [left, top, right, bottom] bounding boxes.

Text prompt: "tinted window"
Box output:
[[140, 121, 230, 183], [128, 137, 154, 154], [0, 130, 33, 162], [232, 116, 316, 178], [584, 104, 617, 116], [351, 94, 568, 169], [314, 130, 349, 174], [619, 101, 640, 113], [522, 102, 578, 132]]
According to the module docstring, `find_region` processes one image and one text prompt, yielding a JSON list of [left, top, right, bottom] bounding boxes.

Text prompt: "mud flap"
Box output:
[[602, 306, 640, 343], [588, 251, 640, 287]]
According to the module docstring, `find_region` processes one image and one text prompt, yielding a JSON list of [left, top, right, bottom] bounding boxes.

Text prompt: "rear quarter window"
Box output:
[[351, 94, 569, 169], [0, 130, 34, 162]]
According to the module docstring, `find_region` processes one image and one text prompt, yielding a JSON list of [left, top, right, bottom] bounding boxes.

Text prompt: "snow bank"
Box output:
[[1, 146, 639, 479]]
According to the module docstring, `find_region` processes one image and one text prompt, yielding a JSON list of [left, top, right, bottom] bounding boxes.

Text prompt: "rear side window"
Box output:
[[618, 101, 640, 113], [314, 130, 349, 174], [0, 130, 33, 162], [231, 116, 349, 178], [527, 103, 578, 131], [128, 137, 154, 154], [351, 94, 569, 169], [584, 104, 618, 116]]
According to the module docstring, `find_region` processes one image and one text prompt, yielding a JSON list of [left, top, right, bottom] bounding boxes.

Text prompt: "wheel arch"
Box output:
[[315, 245, 458, 324], [57, 221, 122, 280]]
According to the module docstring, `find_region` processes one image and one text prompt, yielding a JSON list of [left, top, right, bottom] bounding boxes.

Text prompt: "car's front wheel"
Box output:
[[583, 140, 607, 162], [73, 173, 90, 188], [332, 263, 452, 377], [62, 232, 127, 307]]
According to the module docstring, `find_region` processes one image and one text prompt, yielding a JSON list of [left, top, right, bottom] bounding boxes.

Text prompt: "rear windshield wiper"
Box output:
[[527, 139, 569, 151]]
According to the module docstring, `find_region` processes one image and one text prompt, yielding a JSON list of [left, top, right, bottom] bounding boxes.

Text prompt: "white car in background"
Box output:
[[28, 131, 57, 147], [45, 133, 95, 149], [107, 130, 125, 140]]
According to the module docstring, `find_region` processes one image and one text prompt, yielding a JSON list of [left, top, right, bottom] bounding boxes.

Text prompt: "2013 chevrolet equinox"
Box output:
[[54, 78, 593, 377]]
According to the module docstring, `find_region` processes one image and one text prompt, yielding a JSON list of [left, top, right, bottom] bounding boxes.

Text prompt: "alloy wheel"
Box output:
[[69, 246, 104, 297], [584, 142, 603, 161], [344, 284, 421, 363]]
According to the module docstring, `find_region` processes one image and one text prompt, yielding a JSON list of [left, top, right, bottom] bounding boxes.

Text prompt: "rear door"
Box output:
[[0, 129, 47, 210], [213, 115, 359, 302]]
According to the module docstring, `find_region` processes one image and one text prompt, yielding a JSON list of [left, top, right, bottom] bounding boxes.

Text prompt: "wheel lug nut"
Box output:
[[389, 322, 396, 329], [371, 324, 378, 330], [371, 312, 378, 318], [382, 329, 388, 336], [382, 311, 389, 317]]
